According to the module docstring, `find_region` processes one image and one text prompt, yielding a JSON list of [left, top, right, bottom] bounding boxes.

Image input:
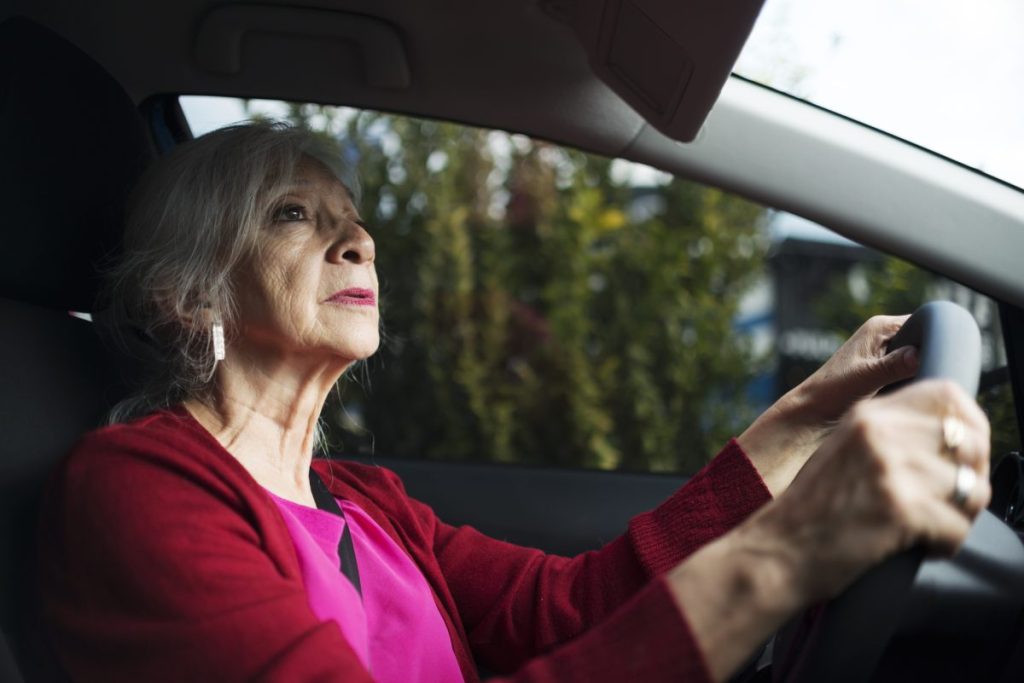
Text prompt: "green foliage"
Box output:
[[284, 107, 769, 473], [817, 257, 929, 330]]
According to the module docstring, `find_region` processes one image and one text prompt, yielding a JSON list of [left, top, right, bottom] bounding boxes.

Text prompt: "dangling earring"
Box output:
[[212, 318, 225, 362]]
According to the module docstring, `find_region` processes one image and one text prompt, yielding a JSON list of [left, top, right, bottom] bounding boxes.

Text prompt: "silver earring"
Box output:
[[212, 319, 225, 362]]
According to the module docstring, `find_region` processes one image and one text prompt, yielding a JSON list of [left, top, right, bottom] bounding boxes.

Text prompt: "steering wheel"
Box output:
[[770, 301, 1024, 682]]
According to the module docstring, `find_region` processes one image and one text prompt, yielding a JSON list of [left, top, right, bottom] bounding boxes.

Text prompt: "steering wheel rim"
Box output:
[[772, 301, 983, 683]]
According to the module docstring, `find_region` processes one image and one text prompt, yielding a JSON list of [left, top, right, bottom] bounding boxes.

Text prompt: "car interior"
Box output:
[[2, 1, 1024, 681]]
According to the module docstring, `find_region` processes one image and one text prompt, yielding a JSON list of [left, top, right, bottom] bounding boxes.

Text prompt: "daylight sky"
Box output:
[[736, 0, 1024, 190]]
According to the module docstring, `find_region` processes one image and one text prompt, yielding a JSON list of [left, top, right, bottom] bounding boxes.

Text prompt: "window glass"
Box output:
[[180, 97, 1020, 473], [735, 0, 1024, 191]]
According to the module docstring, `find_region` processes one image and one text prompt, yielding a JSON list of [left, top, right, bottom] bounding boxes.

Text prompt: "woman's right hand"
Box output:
[[759, 378, 991, 604], [668, 379, 991, 682]]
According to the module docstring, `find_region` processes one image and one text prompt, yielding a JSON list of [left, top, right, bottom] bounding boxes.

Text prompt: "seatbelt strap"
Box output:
[[309, 468, 363, 598]]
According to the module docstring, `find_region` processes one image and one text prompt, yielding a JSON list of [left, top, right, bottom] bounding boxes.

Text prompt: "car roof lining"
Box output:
[[9, 0, 653, 154], [11, 0, 765, 145], [7, 0, 1024, 307]]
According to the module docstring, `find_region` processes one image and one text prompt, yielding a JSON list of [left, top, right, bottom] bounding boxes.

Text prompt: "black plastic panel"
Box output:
[[347, 456, 686, 556]]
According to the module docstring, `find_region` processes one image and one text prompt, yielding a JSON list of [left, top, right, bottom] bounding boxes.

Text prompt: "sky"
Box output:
[[736, 0, 1024, 190]]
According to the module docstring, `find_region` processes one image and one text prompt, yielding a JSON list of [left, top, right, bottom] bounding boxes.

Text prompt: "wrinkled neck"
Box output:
[[184, 346, 350, 504]]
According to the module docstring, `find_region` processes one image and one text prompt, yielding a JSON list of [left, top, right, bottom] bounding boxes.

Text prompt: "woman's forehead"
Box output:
[[284, 157, 355, 201]]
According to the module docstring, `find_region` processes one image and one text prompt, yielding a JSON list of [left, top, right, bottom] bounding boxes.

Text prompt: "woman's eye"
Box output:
[[273, 204, 307, 222]]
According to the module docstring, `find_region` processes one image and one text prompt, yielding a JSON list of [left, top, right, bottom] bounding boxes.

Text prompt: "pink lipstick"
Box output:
[[326, 288, 377, 307]]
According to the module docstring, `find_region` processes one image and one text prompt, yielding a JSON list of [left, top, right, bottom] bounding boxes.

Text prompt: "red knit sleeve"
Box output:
[[37, 422, 374, 683], [489, 578, 714, 682], [410, 438, 771, 680], [628, 438, 773, 576]]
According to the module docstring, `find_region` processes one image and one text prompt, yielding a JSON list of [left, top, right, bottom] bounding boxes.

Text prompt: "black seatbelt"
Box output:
[[309, 469, 363, 597]]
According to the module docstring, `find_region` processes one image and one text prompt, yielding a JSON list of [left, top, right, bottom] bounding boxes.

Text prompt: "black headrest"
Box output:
[[0, 17, 153, 312]]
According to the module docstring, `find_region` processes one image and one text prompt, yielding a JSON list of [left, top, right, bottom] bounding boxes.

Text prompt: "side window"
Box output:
[[766, 222, 1018, 461], [180, 97, 1020, 473]]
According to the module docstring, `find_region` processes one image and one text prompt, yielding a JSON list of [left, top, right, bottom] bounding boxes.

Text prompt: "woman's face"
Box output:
[[231, 156, 379, 366]]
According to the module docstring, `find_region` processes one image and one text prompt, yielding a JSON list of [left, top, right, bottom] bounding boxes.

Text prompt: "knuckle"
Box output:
[[877, 477, 904, 519], [873, 314, 904, 335], [862, 315, 886, 336], [935, 378, 961, 403], [848, 400, 872, 425], [846, 404, 875, 443]]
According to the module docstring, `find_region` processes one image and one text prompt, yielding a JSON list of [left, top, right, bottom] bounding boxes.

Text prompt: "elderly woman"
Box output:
[[39, 122, 990, 683]]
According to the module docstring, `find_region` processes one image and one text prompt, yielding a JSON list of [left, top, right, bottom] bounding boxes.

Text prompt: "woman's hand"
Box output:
[[670, 380, 991, 682], [739, 314, 920, 496], [756, 379, 991, 601]]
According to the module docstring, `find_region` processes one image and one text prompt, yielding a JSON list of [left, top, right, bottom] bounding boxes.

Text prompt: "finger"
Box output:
[[873, 344, 920, 385], [884, 404, 990, 491], [903, 450, 990, 519], [949, 389, 992, 449], [864, 314, 911, 351], [914, 379, 992, 468], [842, 316, 916, 388], [951, 415, 991, 472], [838, 340, 918, 402], [962, 469, 992, 517], [908, 495, 974, 557], [862, 313, 911, 337], [885, 380, 989, 435]]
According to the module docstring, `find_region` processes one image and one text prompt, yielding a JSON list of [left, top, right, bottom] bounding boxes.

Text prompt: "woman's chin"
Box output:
[[335, 333, 381, 362]]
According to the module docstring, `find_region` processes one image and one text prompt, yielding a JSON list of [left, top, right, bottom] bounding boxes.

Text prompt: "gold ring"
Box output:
[[952, 463, 976, 507], [942, 415, 966, 458]]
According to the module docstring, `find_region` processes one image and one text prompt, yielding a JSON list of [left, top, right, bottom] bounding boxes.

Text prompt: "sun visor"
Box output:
[[560, 0, 765, 143]]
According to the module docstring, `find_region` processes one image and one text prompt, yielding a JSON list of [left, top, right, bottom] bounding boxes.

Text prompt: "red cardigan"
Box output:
[[37, 408, 771, 682]]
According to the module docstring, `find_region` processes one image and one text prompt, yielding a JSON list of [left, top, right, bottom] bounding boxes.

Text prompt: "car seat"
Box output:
[[0, 16, 154, 681]]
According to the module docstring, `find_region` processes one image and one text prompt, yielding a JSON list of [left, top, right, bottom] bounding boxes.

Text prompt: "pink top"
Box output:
[[267, 490, 464, 683]]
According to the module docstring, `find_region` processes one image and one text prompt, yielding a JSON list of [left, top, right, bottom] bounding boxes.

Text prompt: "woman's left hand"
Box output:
[[739, 314, 921, 496]]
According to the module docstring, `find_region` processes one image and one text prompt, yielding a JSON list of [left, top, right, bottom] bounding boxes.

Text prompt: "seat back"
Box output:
[[0, 301, 124, 682], [0, 16, 153, 680]]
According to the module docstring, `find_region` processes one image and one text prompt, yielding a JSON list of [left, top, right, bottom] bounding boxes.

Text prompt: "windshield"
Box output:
[[735, 0, 1024, 191]]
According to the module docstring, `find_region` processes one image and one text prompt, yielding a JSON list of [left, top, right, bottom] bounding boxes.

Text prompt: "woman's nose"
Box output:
[[328, 224, 375, 265]]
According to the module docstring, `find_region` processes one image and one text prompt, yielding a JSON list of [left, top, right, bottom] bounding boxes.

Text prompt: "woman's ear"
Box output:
[[175, 296, 213, 327]]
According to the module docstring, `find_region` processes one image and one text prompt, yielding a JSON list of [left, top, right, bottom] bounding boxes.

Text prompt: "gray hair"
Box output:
[[103, 120, 357, 425]]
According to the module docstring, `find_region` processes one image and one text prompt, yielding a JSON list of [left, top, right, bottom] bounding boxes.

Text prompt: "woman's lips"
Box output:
[[326, 288, 377, 307]]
